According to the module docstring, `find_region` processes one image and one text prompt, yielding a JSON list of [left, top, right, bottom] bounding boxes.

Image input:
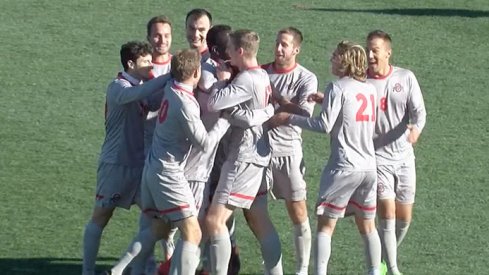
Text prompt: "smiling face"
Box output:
[[186, 14, 211, 51], [366, 37, 391, 75], [148, 22, 172, 56], [274, 33, 299, 67]]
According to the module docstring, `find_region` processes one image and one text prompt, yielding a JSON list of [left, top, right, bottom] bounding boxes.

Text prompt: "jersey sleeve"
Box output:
[[207, 72, 253, 112], [226, 104, 275, 128], [179, 98, 230, 152], [198, 63, 218, 92], [296, 73, 318, 117], [107, 74, 171, 105], [289, 82, 342, 133], [407, 71, 427, 132]]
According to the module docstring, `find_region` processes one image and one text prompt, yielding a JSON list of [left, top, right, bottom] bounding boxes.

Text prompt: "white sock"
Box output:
[[361, 230, 381, 274], [294, 218, 311, 275], [130, 229, 159, 275], [82, 221, 103, 275], [396, 220, 410, 247], [169, 240, 201, 275], [110, 241, 142, 275], [379, 219, 400, 274], [210, 232, 231, 275], [227, 215, 237, 247], [314, 232, 331, 275], [260, 232, 283, 275]]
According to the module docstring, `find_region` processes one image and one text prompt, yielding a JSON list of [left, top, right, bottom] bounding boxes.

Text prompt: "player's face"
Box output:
[[133, 54, 153, 81], [186, 15, 211, 51], [226, 41, 241, 68], [274, 33, 299, 65], [366, 37, 391, 74], [148, 22, 172, 56], [330, 50, 342, 77]]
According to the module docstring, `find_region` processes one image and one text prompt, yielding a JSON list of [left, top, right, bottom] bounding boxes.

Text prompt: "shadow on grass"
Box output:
[[297, 7, 489, 18], [0, 257, 115, 275]]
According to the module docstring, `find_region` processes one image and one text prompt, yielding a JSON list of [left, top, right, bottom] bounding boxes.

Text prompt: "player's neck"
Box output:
[[273, 61, 297, 73], [239, 58, 259, 71], [152, 53, 171, 64], [370, 64, 392, 78], [123, 70, 142, 83]]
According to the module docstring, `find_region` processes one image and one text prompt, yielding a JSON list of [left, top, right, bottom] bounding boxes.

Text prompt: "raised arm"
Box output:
[[226, 104, 275, 128], [108, 74, 171, 105], [207, 72, 253, 112]]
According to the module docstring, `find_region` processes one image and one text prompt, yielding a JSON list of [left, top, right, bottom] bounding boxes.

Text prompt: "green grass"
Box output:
[[1, 0, 489, 274]]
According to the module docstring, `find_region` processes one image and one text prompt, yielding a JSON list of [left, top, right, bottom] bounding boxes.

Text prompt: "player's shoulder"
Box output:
[[261, 62, 274, 73], [295, 64, 318, 82], [392, 66, 416, 79]]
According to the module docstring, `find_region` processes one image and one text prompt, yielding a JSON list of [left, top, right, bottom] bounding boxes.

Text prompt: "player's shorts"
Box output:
[[141, 165, 197, 223], [316, 168, 377, 219], [270, 153, 306, 201], [95, 162, 142, 209], [377, 158, 416, 204], [188, 180, 207, 220], [213, 160, 269, 209]]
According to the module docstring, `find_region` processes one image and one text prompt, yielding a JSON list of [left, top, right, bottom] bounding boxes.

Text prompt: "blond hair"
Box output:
[[229, 29, 260, 58], [334, 41, 367, 81], [170, 49, 201, 81]]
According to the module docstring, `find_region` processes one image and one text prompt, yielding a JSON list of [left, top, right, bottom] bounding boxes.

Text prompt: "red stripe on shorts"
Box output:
[[143, 204, 190, 215], [318, 202, 346, 211], [349, 200, 376, 211], [95, 194, 104, 200], [230, 193, 255, 201]]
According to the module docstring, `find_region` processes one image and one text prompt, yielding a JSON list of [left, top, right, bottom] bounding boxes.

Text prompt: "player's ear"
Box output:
[[237, 47, 244, 56], [127, 60, 135, 70], [294, 46, 301, 55]]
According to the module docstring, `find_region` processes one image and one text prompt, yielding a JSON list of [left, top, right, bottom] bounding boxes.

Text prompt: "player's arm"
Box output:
[[406, 72, 426, 143], [198, 63, 218, 92], [207, 72, 253, 112], [277, 74, 318, 117], [288, 82, 342, 133], [225, 104, 275, 128], [180, 99, 230, 152], [108, 74, 171, 105]]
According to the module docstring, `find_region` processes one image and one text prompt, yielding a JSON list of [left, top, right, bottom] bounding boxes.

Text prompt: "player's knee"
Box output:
[[91, 207, 115, 227], [286, 200, 308, 224], [355, 217, 376, 234], [179, 217, 202, 244], [377, 199, 396, 219]]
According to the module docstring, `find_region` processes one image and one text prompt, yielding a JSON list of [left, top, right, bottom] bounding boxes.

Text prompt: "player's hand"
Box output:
[[407, 124, 420, 144], [267, 112, 290, 128], [216, 60, 232, 81], [308, 92, 324, 104]]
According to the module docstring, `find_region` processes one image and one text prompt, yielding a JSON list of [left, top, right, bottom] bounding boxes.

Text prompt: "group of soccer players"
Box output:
[[81, 7, 426, 275]]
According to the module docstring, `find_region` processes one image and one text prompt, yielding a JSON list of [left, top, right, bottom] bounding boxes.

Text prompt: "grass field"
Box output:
[[1, 0, 489, 274]]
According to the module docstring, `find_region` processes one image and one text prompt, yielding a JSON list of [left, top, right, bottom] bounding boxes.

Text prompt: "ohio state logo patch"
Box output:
[[378, 182, 386, 193], [393, 83, 403, 93]]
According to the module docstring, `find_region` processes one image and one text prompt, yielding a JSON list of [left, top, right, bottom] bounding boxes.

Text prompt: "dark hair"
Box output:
[[120, 41, 153, 71], [367, 30, 392, 44], [185, 8, 212, 24], [146, 15, 172, 37], [206, 25, 232, 59], [278, 27, 303, 46], [171, 49, 201, 81]]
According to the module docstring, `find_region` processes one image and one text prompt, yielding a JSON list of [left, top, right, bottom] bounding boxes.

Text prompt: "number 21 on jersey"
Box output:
[[355, 93, 376, 122]]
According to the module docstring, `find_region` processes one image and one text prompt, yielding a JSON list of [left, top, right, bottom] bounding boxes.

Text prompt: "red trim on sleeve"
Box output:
[[230, 192, 255, 201]]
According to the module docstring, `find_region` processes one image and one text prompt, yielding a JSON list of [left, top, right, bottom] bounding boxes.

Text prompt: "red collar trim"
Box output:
[[246, 65, 261, 70], [200, 48, 209, 55], [117, 72, 139, 86], [272, 62, 297, 74], [368, 65, 393, 79], [172, 81, 194, 96], [152, 54, 172, 65]]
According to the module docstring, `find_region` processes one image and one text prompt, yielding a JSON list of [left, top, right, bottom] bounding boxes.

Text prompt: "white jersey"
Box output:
[[144, 56, 172, 156], [147, 81, 230, 181], [99, 72, 169, 167], [263, 62, 318, 157], [208, 67, 272, 166], [367, 66, 426, 164], [289, 77, 377, 171]]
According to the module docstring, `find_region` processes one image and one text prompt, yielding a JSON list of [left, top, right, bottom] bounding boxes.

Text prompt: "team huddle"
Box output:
[[82, 8, 426, 275]]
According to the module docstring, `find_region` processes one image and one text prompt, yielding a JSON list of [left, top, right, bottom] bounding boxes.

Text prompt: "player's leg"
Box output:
[[206, 202, 234, 275], [169, 216, 202, 275], [377, 164, 400, 274], [226, 214, 241, 275], [352, 171, 381, 275], [394, 159, 416, 247], [314, 215, 337, 275]]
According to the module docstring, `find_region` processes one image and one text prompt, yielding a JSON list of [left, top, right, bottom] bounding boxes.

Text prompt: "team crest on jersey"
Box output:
[[393, 83, 403, 93], [378, 182, 386, 193], [110, 193, 121, 203]]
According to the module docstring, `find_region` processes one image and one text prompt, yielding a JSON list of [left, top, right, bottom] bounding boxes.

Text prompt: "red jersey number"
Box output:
[[380, 96, 387, 112], [158, 100, 169, 123], [355, 93, 376, 122]]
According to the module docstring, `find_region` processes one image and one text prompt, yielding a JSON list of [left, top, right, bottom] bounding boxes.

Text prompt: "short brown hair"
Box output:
[[229, 29, 260, 58], [147, 15, 172, 37], [367, 30, 392, 47], [278, 27, 303, 46], [170, 49, 201, 82], [334, 41, 368, 81]]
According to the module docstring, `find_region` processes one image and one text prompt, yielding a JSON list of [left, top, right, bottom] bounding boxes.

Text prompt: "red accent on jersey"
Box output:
[[230, 192, 255, 200], [348, 200, 376, 211], [246, 66, 262, 71], [148, 70, 155, 80], [367, 65, 393, 79], [143, 204, 190, 215], [172, 83, 194, 96], [271, 62, 298, 74], [152, 54, 172, 65], [158, 100, 169, 123], [318, 202, 346, 211]]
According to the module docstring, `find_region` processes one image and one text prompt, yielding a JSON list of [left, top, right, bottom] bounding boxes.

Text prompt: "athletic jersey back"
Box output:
[[208, 67, 272, 166], [99, 72, 168, 167], [367, 66, 426, 164], [144, 57, 172, 156], [263, 63, 317, 157], [290, 77, 377, 171]]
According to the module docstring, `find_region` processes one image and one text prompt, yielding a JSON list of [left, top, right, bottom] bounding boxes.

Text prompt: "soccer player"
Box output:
[[366, 30, 426, 275], [107, 49, 231, 275], [206, 29, 283, 275], [262, 27, 317, 275], [82, 41, 171, 275], [271, 41, 381, 275], [186, 8, 212, 61]]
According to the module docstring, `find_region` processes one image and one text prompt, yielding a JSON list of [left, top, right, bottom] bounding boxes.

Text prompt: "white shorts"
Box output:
[[189, 180, 207, 221], [95, 162, 142, 209], [270, 153, 306, 201], [141, 165, 197, 222], [212, 161, 269, 209], [377, 159, 416, 204], [316, 168, 377, 219]]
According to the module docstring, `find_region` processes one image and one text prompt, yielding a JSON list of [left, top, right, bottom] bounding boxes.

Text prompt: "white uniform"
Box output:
[[289, 77, 378, 219], [207, 67, 273, 209], [367, 66, 426, 203], [96, 72, 169, 209], [141, 81, 230, 222], [263, 62, 317, 201], [144, 57, 172, 156]]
